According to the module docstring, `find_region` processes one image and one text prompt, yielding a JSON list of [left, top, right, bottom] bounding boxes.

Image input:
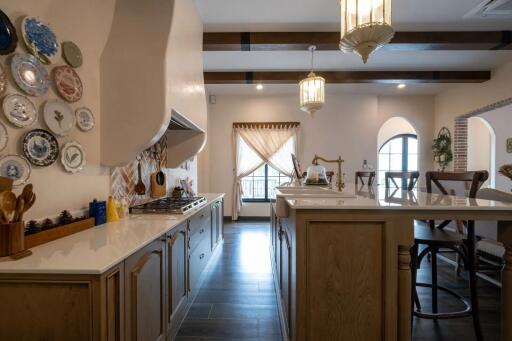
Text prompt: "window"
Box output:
[[242, 164, 291, 202], [378, 134, 418, 187]]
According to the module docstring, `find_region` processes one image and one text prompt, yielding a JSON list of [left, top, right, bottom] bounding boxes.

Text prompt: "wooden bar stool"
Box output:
[[384, 171, 419, 191], [355, 171, 376, 186], [412, 171, 488, 341]]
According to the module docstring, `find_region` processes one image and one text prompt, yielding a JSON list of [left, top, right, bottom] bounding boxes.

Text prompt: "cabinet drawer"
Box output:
[[189, 206, 210, 235], [189, 235, 211, 293], [189, 218, 211, 252]]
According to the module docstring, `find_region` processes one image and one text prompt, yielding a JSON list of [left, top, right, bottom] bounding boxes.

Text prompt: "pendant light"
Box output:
[[299, 45, 325, 116], [339, 0, 394, 63]]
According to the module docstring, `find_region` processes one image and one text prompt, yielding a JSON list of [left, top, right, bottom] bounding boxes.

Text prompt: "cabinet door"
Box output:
[[125, 238, 166, 341], [280, 228, 291, 337], [167, 223, 188, 333]]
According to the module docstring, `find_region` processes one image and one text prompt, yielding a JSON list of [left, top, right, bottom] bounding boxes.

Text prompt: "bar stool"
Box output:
[[355, 171, 376, 186], [412, 171, 488, 341], [384, 171, 419, 191]]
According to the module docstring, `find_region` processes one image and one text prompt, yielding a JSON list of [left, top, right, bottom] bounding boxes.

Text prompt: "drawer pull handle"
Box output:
[[199, 253, 205, 259]]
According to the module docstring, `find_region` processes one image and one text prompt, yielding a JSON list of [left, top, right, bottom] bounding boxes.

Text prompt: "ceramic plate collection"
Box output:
[[11, 53, 50, 97], [0, 63, 7, 95], [0, 122, 8, 152], [23, 129, 59, 167], [75, 107, 94, 131], [61, 141, 86, 173], [2, 93, 38, 128], [62, 41, 83, 68], [0, 155, 31, 187], [21, 16, 60, 65], [0, 10, 18, 55], [43, 99, 75, 137], [53, 65, 83, 102]]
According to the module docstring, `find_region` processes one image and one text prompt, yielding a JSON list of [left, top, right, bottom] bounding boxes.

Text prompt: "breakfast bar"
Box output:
[[270, 186, 512, 341]]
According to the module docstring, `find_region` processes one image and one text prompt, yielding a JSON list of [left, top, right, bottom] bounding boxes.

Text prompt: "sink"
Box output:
[[274, 186, 356, 217]]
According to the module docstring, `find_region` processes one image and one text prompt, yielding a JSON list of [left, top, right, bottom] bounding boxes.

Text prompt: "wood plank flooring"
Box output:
[[176, 221, 282, 341], [176, 220, 501, 341]]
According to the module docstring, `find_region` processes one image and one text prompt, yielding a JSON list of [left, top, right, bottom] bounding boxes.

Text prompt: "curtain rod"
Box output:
[[233, 122, 300, 128]]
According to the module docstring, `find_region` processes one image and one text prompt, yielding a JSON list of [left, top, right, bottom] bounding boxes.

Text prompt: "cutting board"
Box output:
[[150, 173, 167, 198]]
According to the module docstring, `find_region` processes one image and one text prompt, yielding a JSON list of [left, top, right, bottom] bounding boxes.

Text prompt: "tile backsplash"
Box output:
[[111, 136, 168, 207]]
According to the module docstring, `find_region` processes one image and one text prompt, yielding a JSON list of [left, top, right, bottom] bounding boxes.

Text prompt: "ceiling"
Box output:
[[196, 0, 512, 94], [195, 0, 512, 31]]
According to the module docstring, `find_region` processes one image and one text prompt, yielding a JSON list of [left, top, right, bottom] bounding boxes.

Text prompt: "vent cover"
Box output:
[[464, 0, 512, 18]]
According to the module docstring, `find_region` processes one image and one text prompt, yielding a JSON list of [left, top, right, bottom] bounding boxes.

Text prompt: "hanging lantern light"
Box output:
[[339, 0, 394, 63], [299, 46, 325, 116]]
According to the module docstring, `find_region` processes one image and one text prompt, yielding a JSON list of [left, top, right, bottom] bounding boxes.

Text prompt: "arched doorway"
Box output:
[[377, 117, 418, 186], [468, 116, 496, 187]]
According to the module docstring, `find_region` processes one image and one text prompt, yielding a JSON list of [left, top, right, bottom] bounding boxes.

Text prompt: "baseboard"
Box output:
[[223, 216, 270, 222]]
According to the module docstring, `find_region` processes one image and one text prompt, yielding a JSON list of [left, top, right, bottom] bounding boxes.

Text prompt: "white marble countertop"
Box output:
[[284, 185, 512, 211], [0, 193, 224, 275]]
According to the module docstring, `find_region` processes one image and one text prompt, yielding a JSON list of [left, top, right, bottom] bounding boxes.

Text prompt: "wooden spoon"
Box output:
[[0, 191, 16, 224], [12, 197, 25, 223], [134, 158, 146, 195]]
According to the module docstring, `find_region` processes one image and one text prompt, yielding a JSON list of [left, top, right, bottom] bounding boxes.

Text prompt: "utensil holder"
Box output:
[[0, 221, 25, 257]]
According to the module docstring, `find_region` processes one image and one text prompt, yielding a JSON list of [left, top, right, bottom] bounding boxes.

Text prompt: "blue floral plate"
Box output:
[[21, 16, 60, 65], [11, 53, 50, 97], [0, 10, 17, 55]]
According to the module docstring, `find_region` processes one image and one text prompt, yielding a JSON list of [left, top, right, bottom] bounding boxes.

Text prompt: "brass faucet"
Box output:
[[311, 154, 345, 191]]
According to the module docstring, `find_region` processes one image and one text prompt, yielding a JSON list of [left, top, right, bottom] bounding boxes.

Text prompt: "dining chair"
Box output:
[[355, 171, 376, 186], [384, 171, 420, 191], [412, 171, 488, 341]]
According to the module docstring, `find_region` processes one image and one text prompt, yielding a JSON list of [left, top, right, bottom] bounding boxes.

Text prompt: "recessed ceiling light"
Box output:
[[397, 84, 406, 89], [256, 84, 264, 91]]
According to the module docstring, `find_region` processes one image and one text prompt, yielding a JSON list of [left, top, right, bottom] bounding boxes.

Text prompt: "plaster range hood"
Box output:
[[165, 110, 206, 168]]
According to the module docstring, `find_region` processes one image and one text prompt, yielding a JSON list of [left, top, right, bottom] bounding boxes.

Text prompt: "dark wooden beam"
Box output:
[[204, 71, 491, 84], [203, 31, 512, 51]]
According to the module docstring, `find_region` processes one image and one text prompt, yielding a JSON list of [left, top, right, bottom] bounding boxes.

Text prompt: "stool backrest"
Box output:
[[385, 171, 420, 191], [425, 171, 489, 199], [355, 171, 376, 186]]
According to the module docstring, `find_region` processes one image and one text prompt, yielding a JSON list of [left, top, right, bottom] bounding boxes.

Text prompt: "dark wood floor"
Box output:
[[176, 221, 501, 341], [176, 221, 281, 341]]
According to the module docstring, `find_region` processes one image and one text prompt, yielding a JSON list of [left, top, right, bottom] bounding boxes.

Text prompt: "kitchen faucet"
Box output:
[[311, 155, 345, 191]]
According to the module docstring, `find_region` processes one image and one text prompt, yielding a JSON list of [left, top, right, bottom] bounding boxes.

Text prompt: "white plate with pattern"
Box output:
[[43, 99, 75, 137], [2, 93, 38, 128]]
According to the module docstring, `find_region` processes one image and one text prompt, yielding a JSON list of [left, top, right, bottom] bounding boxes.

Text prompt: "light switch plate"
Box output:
[[507, 138, 512, 153]]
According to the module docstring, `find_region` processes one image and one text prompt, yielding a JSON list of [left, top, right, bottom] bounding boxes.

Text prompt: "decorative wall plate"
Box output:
[[23, 129, 59, 167], [61, 141, 86, 173], [53, 65, 83, 102], [2, 94, 38, 128], [62, 41, 83, 68], [0, 122, 8, 152], [0, 63, 6, 95], [11, 53, 50, 96], [75, 107, 95, 131], [21, 16, 60, 65], [0, 155, 31, 187], [43, 99, 75, 137], [0, 10, 18, 55]]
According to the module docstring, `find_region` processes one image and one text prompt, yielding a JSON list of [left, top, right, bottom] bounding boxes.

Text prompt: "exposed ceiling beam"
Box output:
[[204, 31, 512, 51], [204, 71, 491, 84]]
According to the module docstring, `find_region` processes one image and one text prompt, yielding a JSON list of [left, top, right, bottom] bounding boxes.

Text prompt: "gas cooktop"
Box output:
[[129, 196, 207, 215]]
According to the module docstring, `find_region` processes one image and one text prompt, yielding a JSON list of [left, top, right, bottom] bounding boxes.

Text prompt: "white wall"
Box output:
[[468, 117, 493, 187], [479, 105, 512, 192], [435, 61, 512, 171], [0, 2, 115, 220], [377, 117, 416, 148], [203, 92, 435, 217]]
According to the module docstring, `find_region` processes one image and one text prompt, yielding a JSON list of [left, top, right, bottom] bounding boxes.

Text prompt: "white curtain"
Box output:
[[232, 124, 299, 220]]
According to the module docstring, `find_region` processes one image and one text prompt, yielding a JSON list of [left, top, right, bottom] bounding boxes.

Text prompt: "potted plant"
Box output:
[[432, 127, 453, 171]]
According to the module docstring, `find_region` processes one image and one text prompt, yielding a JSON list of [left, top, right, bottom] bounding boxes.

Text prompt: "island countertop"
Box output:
[[0, 193, 224, 275], [284, 185, 512, 211]]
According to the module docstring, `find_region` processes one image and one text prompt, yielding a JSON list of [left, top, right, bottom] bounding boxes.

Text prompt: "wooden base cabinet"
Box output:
[[125, 239, 166, 341], [0, 198, 225, 341]]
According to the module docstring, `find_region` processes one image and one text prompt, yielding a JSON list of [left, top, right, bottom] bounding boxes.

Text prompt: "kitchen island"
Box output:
[[270, 185, 512, 341], [0, 193, 224, 341]]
